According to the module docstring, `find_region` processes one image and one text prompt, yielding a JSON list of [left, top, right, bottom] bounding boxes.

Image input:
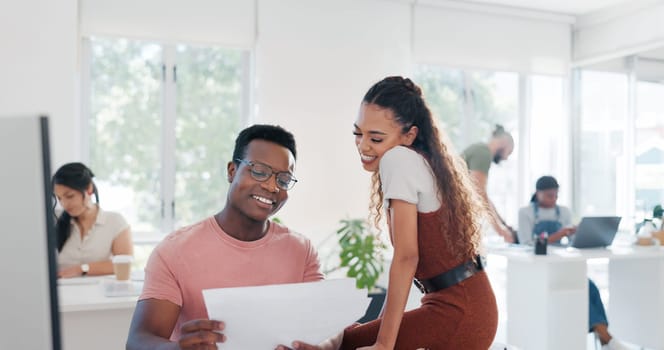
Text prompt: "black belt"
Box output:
[[413, 255, 486, 294]]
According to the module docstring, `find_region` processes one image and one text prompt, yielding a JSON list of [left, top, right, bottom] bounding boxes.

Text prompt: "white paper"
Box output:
[[202, 278, 370, 349]]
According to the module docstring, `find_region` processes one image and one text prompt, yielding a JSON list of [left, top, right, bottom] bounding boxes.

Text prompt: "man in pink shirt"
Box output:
[[126, 124, 324, 350]]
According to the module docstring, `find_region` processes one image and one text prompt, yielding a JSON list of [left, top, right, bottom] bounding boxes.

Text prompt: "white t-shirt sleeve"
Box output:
[[379, 146, 440, 212], [106, 211, 130, 238]]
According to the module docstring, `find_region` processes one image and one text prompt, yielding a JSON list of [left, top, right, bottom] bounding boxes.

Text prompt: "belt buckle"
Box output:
[[413, 278, 427, 294], [475, 255, 487, 269]]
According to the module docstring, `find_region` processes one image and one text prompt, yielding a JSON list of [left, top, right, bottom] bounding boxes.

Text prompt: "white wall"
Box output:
[[573, 0, 664, 64], [3, 0, 576, 243], [414, 2, 573, 75], [0, 0, 79, 167], [255, 0, 412, 241], [79, 0, 255, 47]]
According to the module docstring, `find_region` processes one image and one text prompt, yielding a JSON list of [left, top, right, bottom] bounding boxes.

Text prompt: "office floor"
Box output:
[[485, 253, 645, 350]]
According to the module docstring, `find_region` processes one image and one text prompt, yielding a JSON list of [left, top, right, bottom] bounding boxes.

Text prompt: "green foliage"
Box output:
[[413, 66, 464, 147], [89, 38, 163, 229], [88, 37, 244, 231], [654, 204, 663, 219], [173, 45, 243, 226], [337, 218, 385, 291], [413, 66, 518, 150]]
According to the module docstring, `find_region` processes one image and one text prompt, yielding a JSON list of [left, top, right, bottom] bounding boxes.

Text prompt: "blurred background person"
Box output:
[[52, 162, 133, 278], [462, 124, 516, 242], [518, 175, 628, 350]]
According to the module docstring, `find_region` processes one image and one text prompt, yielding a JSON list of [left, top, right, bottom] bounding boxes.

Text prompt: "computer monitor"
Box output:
[[0, 115, 61, 350]]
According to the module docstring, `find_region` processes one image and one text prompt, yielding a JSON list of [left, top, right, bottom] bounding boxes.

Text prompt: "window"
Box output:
[[635, 80, 664, 220], [84, 36, 248, 244], [413, 66, 520, 226], [528, 75, 570, 204], [412, 66, 465, 148], [577, 71, 628, 217]]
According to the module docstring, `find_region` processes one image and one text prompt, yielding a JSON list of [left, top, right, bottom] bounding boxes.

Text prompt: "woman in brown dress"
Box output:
[[283, 76, 498, 350]]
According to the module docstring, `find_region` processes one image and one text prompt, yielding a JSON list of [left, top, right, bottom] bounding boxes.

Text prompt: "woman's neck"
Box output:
[[75, 204, 98, 234]]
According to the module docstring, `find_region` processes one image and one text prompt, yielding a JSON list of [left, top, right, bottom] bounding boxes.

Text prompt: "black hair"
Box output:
[[530, 175, 559, 203], [231, 124, 297, 163], [492, 124, 506, 137], [52, 162, 99, 251], [362, 76, 483, 261], [492, 124, 514, 144]]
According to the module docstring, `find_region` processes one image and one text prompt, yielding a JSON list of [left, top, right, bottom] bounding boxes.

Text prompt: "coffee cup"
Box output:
[[112, 255, 133, 281], [637, 235, 654, 246]]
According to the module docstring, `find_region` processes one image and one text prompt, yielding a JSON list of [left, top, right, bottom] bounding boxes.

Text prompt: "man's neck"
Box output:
[[214, 210, 269, 242], [487, 139, 499, 156]]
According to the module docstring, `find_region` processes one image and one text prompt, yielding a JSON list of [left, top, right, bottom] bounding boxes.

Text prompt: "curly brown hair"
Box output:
[[363, 76, 484, 261]]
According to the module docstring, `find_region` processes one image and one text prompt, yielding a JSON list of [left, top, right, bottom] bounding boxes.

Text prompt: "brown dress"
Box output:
[[340, 208, 499, 350]]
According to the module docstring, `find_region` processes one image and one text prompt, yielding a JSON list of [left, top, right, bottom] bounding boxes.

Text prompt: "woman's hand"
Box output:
[[549, 226, 577, 243], [177, 319, 226, 350]]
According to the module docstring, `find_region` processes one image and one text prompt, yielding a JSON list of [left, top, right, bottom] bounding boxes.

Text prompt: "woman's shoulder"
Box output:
[[518, 205, 534, 216], [462, 142, 490, 157], [381, 146, 426, 166], [97, 208, 129, 228]]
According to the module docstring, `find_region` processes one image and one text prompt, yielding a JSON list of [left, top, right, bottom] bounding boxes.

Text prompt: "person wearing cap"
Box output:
[[461, 125, 516, 243], [518, 175, 628, 350], [517, 175, 575, 245]]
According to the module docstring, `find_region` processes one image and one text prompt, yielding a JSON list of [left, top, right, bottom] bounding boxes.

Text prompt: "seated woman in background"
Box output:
[[518, 175, 627, 350], [52, 162, 133, 278]]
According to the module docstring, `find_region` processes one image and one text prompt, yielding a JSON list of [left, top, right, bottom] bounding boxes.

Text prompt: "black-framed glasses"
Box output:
[[234, 159, 298, 191]]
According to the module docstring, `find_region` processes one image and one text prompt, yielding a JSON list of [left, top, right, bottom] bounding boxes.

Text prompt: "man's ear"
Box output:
[[227, 161, 237, 183], [402, 125, 419, 146]]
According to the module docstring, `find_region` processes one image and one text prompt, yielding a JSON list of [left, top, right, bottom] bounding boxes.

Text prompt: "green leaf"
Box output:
[[336, 218, 385, 290]]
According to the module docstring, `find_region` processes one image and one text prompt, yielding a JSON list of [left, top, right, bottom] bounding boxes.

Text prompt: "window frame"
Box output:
[[413, 64, 571, 228], [80, 36, 253, 243]]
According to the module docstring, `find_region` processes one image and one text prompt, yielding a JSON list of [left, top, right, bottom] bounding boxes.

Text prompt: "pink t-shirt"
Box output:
[[140, 217, 324, 340]]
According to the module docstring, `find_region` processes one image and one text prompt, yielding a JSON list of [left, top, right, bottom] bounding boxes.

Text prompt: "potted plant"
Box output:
[[323, 218, 387, 322], [652, 205, 664, 242], [277, 216, 388, 321], [336, 218, 386, 290]]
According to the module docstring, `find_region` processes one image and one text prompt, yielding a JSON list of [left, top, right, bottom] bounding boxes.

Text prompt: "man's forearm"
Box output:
[[127, 332, 178, 350], [478, 189, 506, 230]]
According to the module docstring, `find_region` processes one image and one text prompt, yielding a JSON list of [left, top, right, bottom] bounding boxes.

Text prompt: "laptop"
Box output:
[[570, 216, 622, 248]]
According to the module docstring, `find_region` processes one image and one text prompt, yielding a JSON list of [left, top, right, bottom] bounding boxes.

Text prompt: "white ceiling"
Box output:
[[454, 0, 630, 15]]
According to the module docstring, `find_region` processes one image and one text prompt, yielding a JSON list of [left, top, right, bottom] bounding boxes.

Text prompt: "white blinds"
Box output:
[[413, 3, 572, 75], [80, 0, 255, 47]]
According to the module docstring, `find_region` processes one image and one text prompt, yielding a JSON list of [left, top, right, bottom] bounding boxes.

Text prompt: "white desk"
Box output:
[[58, 276, 141, 350], [490, 245, 664, 350]]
